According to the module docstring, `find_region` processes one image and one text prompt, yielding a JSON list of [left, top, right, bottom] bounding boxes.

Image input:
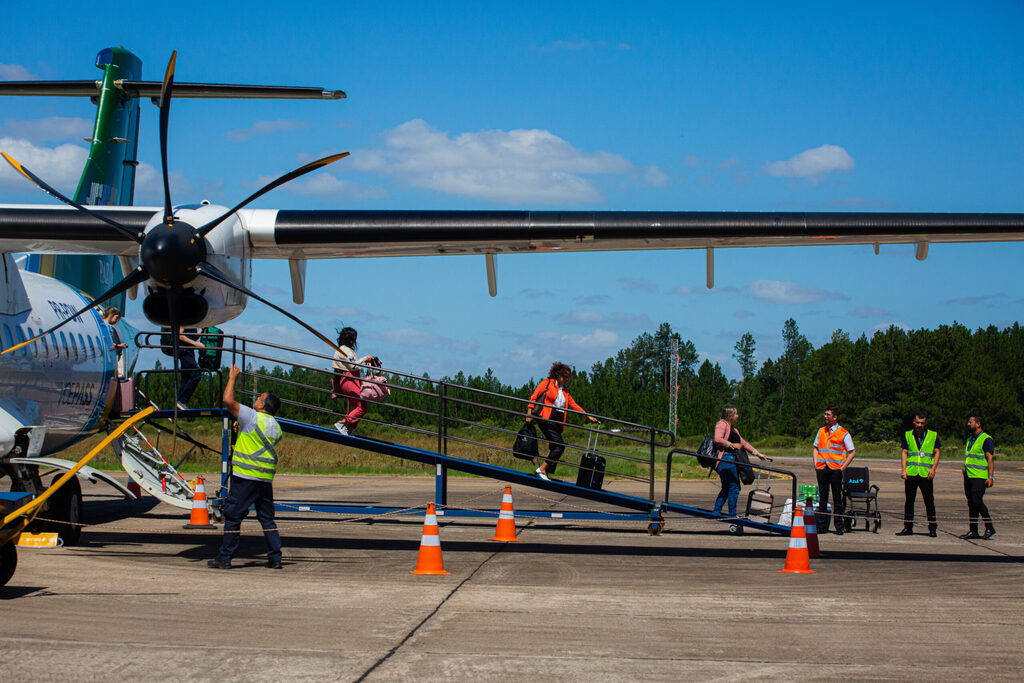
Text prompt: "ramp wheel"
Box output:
[[647, 520, 665, 536], [845, 512, 855, 532], [0, 540, 16, 587], [729, 524, 744, 535], [48, 475, 83, 546], [873, 511, 881, 533]]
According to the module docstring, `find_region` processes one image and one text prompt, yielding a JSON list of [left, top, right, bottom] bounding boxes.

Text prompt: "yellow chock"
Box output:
[[17, 532, 62, 548]]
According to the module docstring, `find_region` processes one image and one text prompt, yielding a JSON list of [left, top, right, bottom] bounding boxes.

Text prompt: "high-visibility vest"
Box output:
[[232, 412, 282, 482], [905, 429, 938, 477], [964, 431, 992, 479], [815, 425, 849, 470]]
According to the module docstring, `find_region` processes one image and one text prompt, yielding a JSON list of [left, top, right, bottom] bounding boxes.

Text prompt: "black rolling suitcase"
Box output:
[[575, 428, 606, 490], [745, 457, 774, 523]]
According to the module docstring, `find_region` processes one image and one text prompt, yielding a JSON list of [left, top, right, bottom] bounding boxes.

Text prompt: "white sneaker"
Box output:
[[535, 467, 549, 481], [334, 422, 349, 436], [175, 401, 188, 410]]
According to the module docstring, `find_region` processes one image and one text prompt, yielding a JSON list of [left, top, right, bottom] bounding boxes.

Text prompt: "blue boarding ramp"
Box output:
[[136, 332, 795, 535]]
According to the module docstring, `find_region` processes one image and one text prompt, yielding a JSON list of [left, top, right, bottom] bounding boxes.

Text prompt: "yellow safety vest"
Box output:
[[232, 412, 282, 482], [905, 429, 938, 477], [964, 432, 992, 480]]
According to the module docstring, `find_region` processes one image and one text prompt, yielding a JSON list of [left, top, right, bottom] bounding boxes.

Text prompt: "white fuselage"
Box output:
[[0, 270, 117, 456]]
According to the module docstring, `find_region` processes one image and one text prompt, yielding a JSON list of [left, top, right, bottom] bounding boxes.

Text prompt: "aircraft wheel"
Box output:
[[0, 540, 16, 587], [48, 475, 83, 546]]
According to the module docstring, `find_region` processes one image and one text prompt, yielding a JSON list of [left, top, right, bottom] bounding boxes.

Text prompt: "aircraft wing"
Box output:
[[2, 204, 1024, 258], [241, 209, 1024, 259], [0, 205, 153, 256]]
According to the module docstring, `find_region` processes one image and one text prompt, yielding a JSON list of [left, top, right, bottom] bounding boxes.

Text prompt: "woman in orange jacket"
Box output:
[[525, 361, 599, 481]]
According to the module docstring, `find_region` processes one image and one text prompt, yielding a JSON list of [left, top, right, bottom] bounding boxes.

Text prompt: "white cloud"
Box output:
[[642, 165, 670, 187], [133, 164, 193, 204], [0, 63, 35, 80], [554, 310, 655, 330], [749, 279, 848, 304], [763, 144, 854, 182], [0, 137, 87, 192], [618, 277, 657, 293], [225, 119, 312, 142], [3, 117, 92, 142], [850, 306, 888, 318], [351, 119, 633, 205], [280, 173, 387, 201]]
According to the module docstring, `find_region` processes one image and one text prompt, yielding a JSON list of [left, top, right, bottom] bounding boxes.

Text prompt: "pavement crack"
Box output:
[[353, 524, 532, 682]]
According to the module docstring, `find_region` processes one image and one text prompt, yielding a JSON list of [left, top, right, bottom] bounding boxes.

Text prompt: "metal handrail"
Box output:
[[664, 448, 798, 511], [135, 331, 677, 499]]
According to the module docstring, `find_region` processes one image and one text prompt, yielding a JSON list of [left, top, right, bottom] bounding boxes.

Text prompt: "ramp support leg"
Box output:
[[435, 463, 448, 507], [217, 414, 231, 503]]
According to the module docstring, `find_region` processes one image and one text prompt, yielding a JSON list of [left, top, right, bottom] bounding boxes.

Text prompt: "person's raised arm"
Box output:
[[223, 364, 242, 419]]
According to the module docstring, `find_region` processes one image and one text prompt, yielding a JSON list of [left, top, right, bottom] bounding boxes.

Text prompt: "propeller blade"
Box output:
[[159, 51, 177, 225], [0, 152, 144, 243], [1, 267, 149, 356], [195, 261, 343, 355], [195, 152, 350, 237]]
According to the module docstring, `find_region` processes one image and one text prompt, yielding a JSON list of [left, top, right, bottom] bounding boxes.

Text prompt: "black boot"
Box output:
[[895, 527, 913, 536]]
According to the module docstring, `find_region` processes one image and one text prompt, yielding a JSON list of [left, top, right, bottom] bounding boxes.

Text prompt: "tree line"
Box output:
[[138, 319, 1024, 445]]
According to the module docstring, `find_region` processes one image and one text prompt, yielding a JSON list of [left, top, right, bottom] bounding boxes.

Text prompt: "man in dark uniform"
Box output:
[[897, 411, 940, 537], [959, 414, 995, 540]]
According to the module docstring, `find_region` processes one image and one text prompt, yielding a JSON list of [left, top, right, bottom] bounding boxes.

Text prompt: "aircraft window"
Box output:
[[2, 325, 11, 351], [88, 336, 96, 358], [14, 326, 26, 358], [59, 332, 69, 359], [69, 333, 78, 360], [78, 334, 86, 359], [41, 332, 49, 357], [50, 333, 59, 358]]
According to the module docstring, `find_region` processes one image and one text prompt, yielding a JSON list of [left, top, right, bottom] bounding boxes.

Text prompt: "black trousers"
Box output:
[[963, 471, 993, 531], [216, 475, 282, 563], [537, 412, 566, 474], [904, 475, 937, 529], [816, 467, 845, 531], [176, 352, 202, 405]]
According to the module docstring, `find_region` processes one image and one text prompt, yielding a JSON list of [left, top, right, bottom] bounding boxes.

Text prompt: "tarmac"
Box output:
[[2, 455, 1024, 681]]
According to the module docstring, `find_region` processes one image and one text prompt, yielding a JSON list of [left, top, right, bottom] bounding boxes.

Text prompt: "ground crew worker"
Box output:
[[959, 414, 995, 540], [897, 411, 940, 537], [812, 406, 856, 534], [208, 364, 285, 569]]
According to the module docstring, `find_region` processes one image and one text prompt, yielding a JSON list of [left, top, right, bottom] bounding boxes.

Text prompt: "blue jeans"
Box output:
[[713, 452, 740, 515], [216, 475, 282, 563]]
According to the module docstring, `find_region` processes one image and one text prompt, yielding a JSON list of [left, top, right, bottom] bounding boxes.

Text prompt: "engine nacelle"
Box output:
[[139, 203, 251, 328]]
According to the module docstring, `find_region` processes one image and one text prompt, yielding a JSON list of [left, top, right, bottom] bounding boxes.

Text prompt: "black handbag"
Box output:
[[734, 450, 755, 485], [512, 422, 539, 461]]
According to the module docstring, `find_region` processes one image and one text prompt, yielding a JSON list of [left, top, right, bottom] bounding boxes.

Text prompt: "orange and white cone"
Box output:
[[778, 504, 815, 574], [183, 475, 216, 529], [803, 500, 822, 558], [411, 502, 450, 575], [490, 485, 520, 542]]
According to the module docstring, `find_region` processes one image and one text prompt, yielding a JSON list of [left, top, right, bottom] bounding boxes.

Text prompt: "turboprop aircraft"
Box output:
[[1, 46, 1023, 585]]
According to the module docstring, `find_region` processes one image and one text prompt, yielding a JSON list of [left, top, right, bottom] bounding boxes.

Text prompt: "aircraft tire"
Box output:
[[0, 540, 16, 587], [48, 476, 83, 546]]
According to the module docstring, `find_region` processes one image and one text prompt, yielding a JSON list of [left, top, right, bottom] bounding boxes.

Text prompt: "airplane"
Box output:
[[1, 46, 1023, 586]]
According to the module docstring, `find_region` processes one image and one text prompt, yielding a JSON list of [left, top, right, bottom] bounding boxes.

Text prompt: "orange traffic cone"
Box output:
[[803, 499, 822, 558], [778, 504, 815, 574], [490, 485, 520, 542], [411, 502, 450, 575], [183, 475, 216, 529]]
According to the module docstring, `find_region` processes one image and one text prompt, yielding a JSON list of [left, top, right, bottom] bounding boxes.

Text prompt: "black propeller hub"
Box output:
[[139, 222, 207, 286]]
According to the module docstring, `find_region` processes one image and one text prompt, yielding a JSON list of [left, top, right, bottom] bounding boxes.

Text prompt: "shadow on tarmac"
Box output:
[[65, 528, 1024, 565]]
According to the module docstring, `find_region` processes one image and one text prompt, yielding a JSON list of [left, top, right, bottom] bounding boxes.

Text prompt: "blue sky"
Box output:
[[2, 1, 1023, 384]]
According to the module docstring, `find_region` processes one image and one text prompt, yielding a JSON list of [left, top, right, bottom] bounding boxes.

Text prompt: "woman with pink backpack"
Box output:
[[331, 326, 383, 436]]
